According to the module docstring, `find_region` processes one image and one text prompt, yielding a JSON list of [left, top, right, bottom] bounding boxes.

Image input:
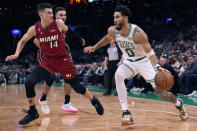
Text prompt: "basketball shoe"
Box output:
[[61, 102, 78, 113], [121, 110, 134, 126], [39, 99, 50, 115], [19, 109, 39, 125], [91, 96, 104, 115], [175, 98, 189, 121]]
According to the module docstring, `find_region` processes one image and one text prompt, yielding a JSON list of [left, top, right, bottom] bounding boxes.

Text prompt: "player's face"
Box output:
[[40, 8, 53, 23], [56, 10, 66, 22], [114, 12, 125, 30]]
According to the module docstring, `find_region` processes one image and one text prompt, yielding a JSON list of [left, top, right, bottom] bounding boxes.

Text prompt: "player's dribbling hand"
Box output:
[[83, 46, 96, 54], [5, 54, 19, 61], [157, 66, 170, 73]]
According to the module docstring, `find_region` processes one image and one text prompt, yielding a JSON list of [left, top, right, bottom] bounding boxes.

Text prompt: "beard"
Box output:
[[115, 21, 124, 30]]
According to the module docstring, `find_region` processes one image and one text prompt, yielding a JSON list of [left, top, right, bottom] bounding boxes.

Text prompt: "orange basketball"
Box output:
[[154, 70, 174, 90]]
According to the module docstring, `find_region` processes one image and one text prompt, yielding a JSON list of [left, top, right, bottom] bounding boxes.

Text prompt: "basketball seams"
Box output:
[[154, 70, 174, 90]]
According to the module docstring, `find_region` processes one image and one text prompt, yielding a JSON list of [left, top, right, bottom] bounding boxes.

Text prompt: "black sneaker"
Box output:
[[175, 98, 189, 121], [121, 110, 134, 126], [91, 96, 104, 115], [19, 109, 39, 125]]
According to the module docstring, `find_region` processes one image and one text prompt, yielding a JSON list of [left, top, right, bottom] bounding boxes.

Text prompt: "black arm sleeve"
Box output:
[[67, 27, 83, 45]]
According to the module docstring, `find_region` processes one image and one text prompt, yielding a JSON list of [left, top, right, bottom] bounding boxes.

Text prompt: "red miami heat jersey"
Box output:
[[62, 30, 67, 39], [35, 20, 69, 58]]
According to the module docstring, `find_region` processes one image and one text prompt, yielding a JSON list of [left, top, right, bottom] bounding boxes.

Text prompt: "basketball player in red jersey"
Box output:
[[35, 7, 84, 114], [5, 3, 104, 125]]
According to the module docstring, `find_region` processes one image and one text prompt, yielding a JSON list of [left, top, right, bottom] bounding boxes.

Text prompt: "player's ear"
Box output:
[[38, 12, 42, 17], [124, 16, 128, 22]]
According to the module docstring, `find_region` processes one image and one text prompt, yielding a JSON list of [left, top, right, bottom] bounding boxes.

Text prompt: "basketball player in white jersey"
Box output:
[[84, 5, 188, 126]]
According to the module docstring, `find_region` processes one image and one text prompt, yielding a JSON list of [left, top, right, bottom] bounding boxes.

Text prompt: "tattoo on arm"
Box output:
[[154, 88, 176, 103], [134, 27, 141, 34], [28, 100, 32, 104]]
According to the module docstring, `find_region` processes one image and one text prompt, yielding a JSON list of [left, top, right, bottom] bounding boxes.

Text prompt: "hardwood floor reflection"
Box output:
[[0, 85, 197, 131]]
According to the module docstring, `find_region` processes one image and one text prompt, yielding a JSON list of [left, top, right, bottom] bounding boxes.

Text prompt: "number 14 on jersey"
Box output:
[[50, 41, 58, 48]]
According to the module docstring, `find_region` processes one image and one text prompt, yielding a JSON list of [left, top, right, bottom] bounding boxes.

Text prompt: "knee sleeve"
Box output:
[[25, 66, 51, 98], [64, 76, 86, 95], [25, 74, 38, 98], [45, 75, 55, 86]]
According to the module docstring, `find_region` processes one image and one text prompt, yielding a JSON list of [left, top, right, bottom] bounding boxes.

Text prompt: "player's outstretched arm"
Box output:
[[56, 19, 68, 32], [68, 28, 85, 46], [5, 26, 36, 61], [84, 26, 115, 54]]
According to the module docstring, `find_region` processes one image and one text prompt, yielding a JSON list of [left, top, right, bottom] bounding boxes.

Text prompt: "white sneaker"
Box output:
[[175, 98, 189, 121], [121, 111, 134, 126], [38, 99, 50, 115], [188, 90, 197, 97], [61, 102, 78, 113]]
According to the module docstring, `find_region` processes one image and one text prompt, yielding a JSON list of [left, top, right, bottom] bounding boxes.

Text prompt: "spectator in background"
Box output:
[[179, 56, 197, 95], [103, 40, 123, 96]]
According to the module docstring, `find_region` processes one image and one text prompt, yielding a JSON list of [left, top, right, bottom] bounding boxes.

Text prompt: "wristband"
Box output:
[[146, 49, 155, 57], [155, 64, 161, 70]]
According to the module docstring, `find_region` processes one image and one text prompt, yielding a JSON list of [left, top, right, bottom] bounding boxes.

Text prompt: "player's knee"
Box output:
[[45, 75, 55, 86], [25, 76, 34, 88], [115, 71, 124, 81], [73, 85, 86, 95], [64, 77, 86, 95]]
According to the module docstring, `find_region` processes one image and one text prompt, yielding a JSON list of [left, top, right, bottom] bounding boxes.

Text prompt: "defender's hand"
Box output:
[[83, 46, 96, 54], [5, 54, 19, 61]]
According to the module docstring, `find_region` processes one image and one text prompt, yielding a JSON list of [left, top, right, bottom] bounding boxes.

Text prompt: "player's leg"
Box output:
[[41, 75, 55, 101], [138, 59, 188, 121], [115, 62, 136, 126], [57, 57, 104, 115], [64, 76, 104, 115], [153, 84, 188, 120], [61, 82, 78, 113], [19, 66, 51, 125], [39, 75, 55, 114]]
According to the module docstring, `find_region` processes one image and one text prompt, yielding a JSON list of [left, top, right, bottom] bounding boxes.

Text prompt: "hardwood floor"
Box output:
[[0, 85, 197, 131]]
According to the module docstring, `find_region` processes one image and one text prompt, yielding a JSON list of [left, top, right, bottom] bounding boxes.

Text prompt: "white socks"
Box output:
[[175, 99, 181, 107]]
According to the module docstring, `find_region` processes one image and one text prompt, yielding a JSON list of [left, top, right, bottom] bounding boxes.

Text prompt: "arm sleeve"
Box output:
[[67, 27, 83, 44]]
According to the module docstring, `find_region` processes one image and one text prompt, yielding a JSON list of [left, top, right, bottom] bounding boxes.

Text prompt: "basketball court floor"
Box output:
[[0, 84, 197, 131]]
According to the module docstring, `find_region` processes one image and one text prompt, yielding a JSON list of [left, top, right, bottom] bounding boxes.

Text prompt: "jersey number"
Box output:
[[50, 41, 58, 48], [125, 48, 135, 57]]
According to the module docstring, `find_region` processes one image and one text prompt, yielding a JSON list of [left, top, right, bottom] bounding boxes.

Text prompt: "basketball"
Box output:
[[154, 70, 174, 90]]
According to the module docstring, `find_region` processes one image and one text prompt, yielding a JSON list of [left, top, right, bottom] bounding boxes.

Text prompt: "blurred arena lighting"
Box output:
[[11, 29, 21, 35], [166, 18, 173, 24], [71, 27, 75, 31], [88, 0, 93, 2]]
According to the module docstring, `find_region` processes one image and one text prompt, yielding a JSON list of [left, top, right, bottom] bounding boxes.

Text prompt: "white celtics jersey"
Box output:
[[115, 24, 147, 61]]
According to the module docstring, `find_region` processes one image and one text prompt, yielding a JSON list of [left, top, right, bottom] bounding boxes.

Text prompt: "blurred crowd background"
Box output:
[[0, 0, 197, 97]]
